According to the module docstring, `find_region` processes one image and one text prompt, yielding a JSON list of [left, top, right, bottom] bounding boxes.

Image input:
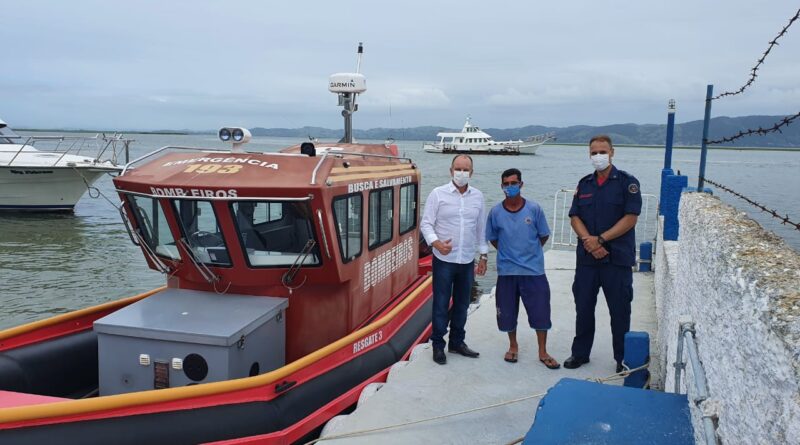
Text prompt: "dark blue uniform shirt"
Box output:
[[568, 166, 642, 267]]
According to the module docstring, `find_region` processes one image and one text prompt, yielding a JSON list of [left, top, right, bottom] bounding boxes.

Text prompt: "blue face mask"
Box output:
[[503, 184, 521, 198]]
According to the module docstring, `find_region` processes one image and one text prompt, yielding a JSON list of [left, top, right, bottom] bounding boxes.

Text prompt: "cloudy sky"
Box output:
[[2, 1, 798, 131]]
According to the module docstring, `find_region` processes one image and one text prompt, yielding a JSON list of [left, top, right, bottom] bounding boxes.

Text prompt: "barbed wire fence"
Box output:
[[705, 111, 800, 145], [693, 7, 800, 232], [711, 8, 800, 100], [703, 178, 800, 232]]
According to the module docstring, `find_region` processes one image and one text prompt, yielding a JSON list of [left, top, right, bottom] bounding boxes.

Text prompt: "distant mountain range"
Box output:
[[248, 115, 800, 148]]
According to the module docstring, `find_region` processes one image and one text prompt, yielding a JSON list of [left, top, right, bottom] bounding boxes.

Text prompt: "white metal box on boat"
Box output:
[[94, 289, 288, 396]]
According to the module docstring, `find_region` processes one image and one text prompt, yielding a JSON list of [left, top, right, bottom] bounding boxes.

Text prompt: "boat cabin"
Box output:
[[434, 117, 495, 147], [113, 142, 421, 364]]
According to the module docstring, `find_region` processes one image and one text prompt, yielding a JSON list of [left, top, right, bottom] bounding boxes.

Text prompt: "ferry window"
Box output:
[[231, 200, 320, 267], [126, 195, 180, 260], [332, 194, 362, 262], [399, 184, 417, 235], [171, 200, 231, 266], [368, 188, 393, 249]]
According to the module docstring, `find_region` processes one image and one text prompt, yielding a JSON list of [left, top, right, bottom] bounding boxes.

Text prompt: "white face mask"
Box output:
[[591, 153, 610, 171], [452, 170, 471, 187]]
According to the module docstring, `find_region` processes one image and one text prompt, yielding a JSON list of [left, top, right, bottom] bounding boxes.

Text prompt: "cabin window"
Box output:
[[399, 183, 417, 235], [252, 202, 283, 224], [230, 200, 320, 267], [171, 199, 231, 266], [368, 188, 393, 249], [126, 195, 180, 260], [332, 193, 362, 262]]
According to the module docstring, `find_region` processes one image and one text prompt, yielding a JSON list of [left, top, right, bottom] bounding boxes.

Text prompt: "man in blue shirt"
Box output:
[[486, 168, 560, 369], [564, 135, 642, 373]]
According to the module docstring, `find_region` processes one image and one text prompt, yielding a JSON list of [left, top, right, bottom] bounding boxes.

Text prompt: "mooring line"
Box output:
[[307, 363, 650, 444]]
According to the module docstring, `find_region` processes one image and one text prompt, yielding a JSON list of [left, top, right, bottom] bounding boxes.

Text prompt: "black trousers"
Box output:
[[570, 264, 633, 363]]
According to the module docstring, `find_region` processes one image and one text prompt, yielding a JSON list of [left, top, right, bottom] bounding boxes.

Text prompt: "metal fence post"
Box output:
[[660, 100, 677, 216], [664, 99, 676, 170], [698, 85, 713, 191]]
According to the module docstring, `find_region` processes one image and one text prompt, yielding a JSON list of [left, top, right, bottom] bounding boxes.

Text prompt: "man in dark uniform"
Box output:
[[563, 135, 642, 373]]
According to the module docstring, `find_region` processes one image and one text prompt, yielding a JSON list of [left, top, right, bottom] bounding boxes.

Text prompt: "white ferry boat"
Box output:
[[422, 117, 555, 155]]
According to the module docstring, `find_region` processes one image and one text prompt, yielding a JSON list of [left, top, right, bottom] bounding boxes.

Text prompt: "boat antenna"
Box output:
[[356, 41, 363, 74], [329, 42, 367, 143]]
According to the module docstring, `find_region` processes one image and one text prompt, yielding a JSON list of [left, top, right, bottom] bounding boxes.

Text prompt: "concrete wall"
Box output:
[[654, 192, 800, 445]]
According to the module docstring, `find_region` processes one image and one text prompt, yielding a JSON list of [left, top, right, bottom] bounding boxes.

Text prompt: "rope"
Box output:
[[71, 166, 122, 210], [703, 178, 800, 231], [307, 362, 651, 444], [712, 7, 800, 100], [304, 391, 548, 444]]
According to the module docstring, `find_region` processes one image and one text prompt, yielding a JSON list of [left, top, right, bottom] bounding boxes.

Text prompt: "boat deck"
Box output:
[[320, 249, 658, 444]]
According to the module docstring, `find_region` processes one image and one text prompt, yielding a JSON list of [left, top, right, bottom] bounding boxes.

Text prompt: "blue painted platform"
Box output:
[[524, 378, 694, 445]]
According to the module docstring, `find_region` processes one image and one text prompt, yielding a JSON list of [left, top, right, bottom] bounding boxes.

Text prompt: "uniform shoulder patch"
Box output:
[[628, 183, 639, 194]]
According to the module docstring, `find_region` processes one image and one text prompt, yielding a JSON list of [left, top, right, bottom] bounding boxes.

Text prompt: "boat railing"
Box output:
[[525, 132, 557, 143], [673, 321, 718, 445], [422, 140, 455, 149], [6, 134, 134, 167], [550, 188, 659, 255]]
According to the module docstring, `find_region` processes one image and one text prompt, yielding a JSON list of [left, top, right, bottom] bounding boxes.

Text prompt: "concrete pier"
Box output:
[[320, 250, 657, 444]]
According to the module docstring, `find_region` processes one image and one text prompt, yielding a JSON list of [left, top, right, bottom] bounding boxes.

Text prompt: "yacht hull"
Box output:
[[422, 141, 543, 155], [0, 166, 115, 211]]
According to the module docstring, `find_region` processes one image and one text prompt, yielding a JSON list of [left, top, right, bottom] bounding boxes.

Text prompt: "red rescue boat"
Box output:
[[0, 44, 434, 444]]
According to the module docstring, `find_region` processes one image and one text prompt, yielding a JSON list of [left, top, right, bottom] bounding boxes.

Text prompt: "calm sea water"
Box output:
[[1, 133, 798, 329]]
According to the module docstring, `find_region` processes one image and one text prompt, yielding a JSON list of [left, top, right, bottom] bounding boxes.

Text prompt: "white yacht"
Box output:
[[0, 119, 131, 211], [422, 117, 555, 155]]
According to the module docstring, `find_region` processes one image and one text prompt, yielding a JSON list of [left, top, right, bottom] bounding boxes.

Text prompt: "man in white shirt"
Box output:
[[420, 155, 489, 365]]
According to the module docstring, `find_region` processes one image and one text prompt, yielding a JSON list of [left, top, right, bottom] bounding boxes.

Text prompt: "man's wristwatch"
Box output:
[[479, 254, 488, 261], [597, 235, 607, 246]]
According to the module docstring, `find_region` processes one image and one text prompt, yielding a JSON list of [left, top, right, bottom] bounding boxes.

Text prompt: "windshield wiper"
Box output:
[[178, 238, 219, 284], [122, 206, 171, 274], [281, 239, 317, 289]]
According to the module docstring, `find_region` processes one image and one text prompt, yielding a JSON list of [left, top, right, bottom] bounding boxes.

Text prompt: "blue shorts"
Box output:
[[496, 275, 552, 332]]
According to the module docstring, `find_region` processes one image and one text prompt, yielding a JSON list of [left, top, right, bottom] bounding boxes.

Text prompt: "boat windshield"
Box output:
[[126, 195, 180, 260], [0, 126, 21, 144], [171, 199, 232, 267], [230, 200, 320, 267]]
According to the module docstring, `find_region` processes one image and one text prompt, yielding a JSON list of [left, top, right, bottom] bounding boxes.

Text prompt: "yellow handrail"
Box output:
[[0, 277, 432, 424]]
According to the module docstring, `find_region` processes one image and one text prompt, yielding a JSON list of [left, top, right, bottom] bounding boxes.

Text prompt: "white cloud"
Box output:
[[364, 87, 451, 109], [1, 0, 798, 129]]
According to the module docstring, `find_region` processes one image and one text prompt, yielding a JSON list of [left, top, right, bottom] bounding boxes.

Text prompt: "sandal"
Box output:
[[540, 356, 561, 370], [504, 351, 518, 363]]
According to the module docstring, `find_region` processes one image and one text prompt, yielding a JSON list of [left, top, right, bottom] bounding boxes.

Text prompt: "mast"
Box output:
[[329, 43, 367, 143]]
